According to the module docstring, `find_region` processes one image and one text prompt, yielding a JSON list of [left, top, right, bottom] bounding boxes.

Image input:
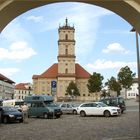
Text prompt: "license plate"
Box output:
[[17, 117, 22, 119]]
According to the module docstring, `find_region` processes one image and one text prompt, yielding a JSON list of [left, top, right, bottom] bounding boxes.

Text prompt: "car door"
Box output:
[[66, 104, 73, 114], [84, 103, 94, 115], [60, 103, 67, 114]]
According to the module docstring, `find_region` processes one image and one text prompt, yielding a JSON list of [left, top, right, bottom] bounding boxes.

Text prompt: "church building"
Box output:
[[32, 19, 96, 101]]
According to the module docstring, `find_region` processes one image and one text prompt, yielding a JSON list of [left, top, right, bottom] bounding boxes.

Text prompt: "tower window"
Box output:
[[65, 34, 68, 40], [65, 68, 68, 74], [65, 48, 68, 55]]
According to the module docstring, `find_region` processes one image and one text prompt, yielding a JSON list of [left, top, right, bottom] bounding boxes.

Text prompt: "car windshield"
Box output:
[[3, 107, 18, 112], [98, 102, 108, 107], [71, 103, 80, 107], [44, 101, 58, 107], [118, 97, 125, 104]]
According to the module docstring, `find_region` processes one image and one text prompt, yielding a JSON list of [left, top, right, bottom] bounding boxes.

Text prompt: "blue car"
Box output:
[[0, 106, 23, 123]]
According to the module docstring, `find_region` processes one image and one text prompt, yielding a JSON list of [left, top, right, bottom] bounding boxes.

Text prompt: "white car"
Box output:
[[77, 102, 121, 117]]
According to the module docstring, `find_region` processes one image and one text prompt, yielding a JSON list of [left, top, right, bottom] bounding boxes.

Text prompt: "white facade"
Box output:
[[14, 83, 33, 100], [0, 80, 15, 99], [126, 83, 138, 99]]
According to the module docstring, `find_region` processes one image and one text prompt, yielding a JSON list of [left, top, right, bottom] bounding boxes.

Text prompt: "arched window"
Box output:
[[65, 48, 68, 55], [65, 34, 68, 40], [65, 68, 68, 74]]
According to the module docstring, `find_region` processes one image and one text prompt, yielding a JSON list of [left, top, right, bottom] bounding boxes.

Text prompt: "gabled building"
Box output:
[[14, 83, 33, 100], [0, 73, 15, 99], [32, 19, 99, 101]]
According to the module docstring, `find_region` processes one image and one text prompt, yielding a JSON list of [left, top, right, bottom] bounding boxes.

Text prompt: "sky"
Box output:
[[0, 2, 139, 84]]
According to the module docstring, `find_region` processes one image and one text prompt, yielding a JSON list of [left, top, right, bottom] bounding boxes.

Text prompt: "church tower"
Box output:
[[57, 18, 76, 97]]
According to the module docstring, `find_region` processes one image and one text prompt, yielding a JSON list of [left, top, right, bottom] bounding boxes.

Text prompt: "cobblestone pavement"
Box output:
[[0, 110, 139, 140]]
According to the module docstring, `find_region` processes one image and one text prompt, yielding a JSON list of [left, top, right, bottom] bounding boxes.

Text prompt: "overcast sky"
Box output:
[[0, 2, 138, 84]]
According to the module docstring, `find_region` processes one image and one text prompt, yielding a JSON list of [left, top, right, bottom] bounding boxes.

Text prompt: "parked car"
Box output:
[[25, 95, 62, 119], [77, 102, 121, 117], [99, 97, 126, 113], [59, 103, 79, 115], [0, 106, 23, 123]]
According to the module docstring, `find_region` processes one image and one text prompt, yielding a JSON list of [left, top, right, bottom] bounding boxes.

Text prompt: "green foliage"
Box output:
[[66, 81, 80, 96], [117, 66, 136, 89], [105, 76, 122, 97], [87, 72, 104, 93], [100, 89, 110, 98]]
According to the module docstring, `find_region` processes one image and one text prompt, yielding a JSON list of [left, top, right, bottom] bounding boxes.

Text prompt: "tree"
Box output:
[[87, 72, 104, 100], [66, 81, 80, 97], [105, 76, 122, 97], [100, 89, 110, 98], [117, 66, 136, 99]]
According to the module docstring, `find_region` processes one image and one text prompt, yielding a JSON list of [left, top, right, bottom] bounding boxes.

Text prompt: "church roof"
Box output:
[[32, 63, 91, 79]]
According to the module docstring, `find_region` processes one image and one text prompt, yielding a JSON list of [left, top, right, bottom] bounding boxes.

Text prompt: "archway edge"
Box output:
[[0, 0, 140, 33]]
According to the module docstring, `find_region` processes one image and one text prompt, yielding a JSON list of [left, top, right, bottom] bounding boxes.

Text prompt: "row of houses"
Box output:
[[0, 73, 33, 100]]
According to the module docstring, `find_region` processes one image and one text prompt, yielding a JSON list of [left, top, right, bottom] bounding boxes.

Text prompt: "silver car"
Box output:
[[59, 103, 79, 115]]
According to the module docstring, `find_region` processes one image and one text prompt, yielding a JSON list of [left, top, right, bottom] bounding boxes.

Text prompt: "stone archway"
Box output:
[[0, 0, 140, 33]]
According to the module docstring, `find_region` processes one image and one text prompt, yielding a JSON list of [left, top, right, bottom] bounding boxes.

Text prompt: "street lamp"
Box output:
[[130, 28, 140, 137], [71, 89, 74, 102]]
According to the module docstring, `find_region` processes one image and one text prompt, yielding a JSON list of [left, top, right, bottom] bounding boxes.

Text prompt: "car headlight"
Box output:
[[9, 114, 14, 117], [111, 109, 117, 111]]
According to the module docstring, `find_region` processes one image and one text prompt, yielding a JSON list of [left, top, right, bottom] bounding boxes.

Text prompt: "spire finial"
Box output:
[[65, 18, 68, 26]]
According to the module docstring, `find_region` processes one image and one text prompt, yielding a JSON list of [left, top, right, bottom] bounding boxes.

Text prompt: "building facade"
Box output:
[[14, 83, 33, 100], [32, 19, 100, 101], [0, 73, 15, 99]]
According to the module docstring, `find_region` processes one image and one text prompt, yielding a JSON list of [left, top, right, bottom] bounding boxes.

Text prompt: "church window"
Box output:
[[83, 94, 85, 96], [65, 48, 68, 55], [65, 68, 68, 74], [65, 34, 68, 40]]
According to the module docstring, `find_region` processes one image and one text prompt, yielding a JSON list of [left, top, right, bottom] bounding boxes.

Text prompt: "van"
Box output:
[[24, 95, 62, 119], [99, 97, 126, 113], [2, 99, 24, 111]]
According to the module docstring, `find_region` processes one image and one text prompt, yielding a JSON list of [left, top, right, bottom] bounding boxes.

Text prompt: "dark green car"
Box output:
[[99, 97, 126, 113]]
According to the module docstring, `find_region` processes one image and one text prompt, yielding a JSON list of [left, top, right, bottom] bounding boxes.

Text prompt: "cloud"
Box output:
[[1, 19, 33, 42], [0, 68, 20, 77], [86, 59, 136, 70], [102, 43, 130, 54], [26, 16, 44, 23], [39, 3, 113, 56], [0, 41, 37, 61]]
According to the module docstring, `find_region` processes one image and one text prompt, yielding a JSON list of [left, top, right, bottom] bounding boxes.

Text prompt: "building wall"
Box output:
[[33, 78, 57, 95], [0, 80, 15, 99], [14, 89, 32, 100], [126, 83, 138, 99]]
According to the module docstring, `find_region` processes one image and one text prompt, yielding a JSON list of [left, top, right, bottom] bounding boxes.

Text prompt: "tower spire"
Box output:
[[65, 18, 68, 26]]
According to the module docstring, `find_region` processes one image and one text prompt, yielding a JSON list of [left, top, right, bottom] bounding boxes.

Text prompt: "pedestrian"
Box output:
[[21, 103, 29, 123]]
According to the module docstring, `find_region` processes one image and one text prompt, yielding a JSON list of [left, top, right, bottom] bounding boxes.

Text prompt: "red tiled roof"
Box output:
[[15, 83, 30, 90], [0, 73, 15, 84], [75, 63, 91, 78], [32, 63, 91, 79]]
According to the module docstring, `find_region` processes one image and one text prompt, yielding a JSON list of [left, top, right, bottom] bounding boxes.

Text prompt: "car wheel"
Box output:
[[44, 113, 48, 119], [80, 111, 86, 117], [19, 119, 23, 123], [104, 110, 110, 117], [73, 110, 77, 115], [3, 117, 8, 124]]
